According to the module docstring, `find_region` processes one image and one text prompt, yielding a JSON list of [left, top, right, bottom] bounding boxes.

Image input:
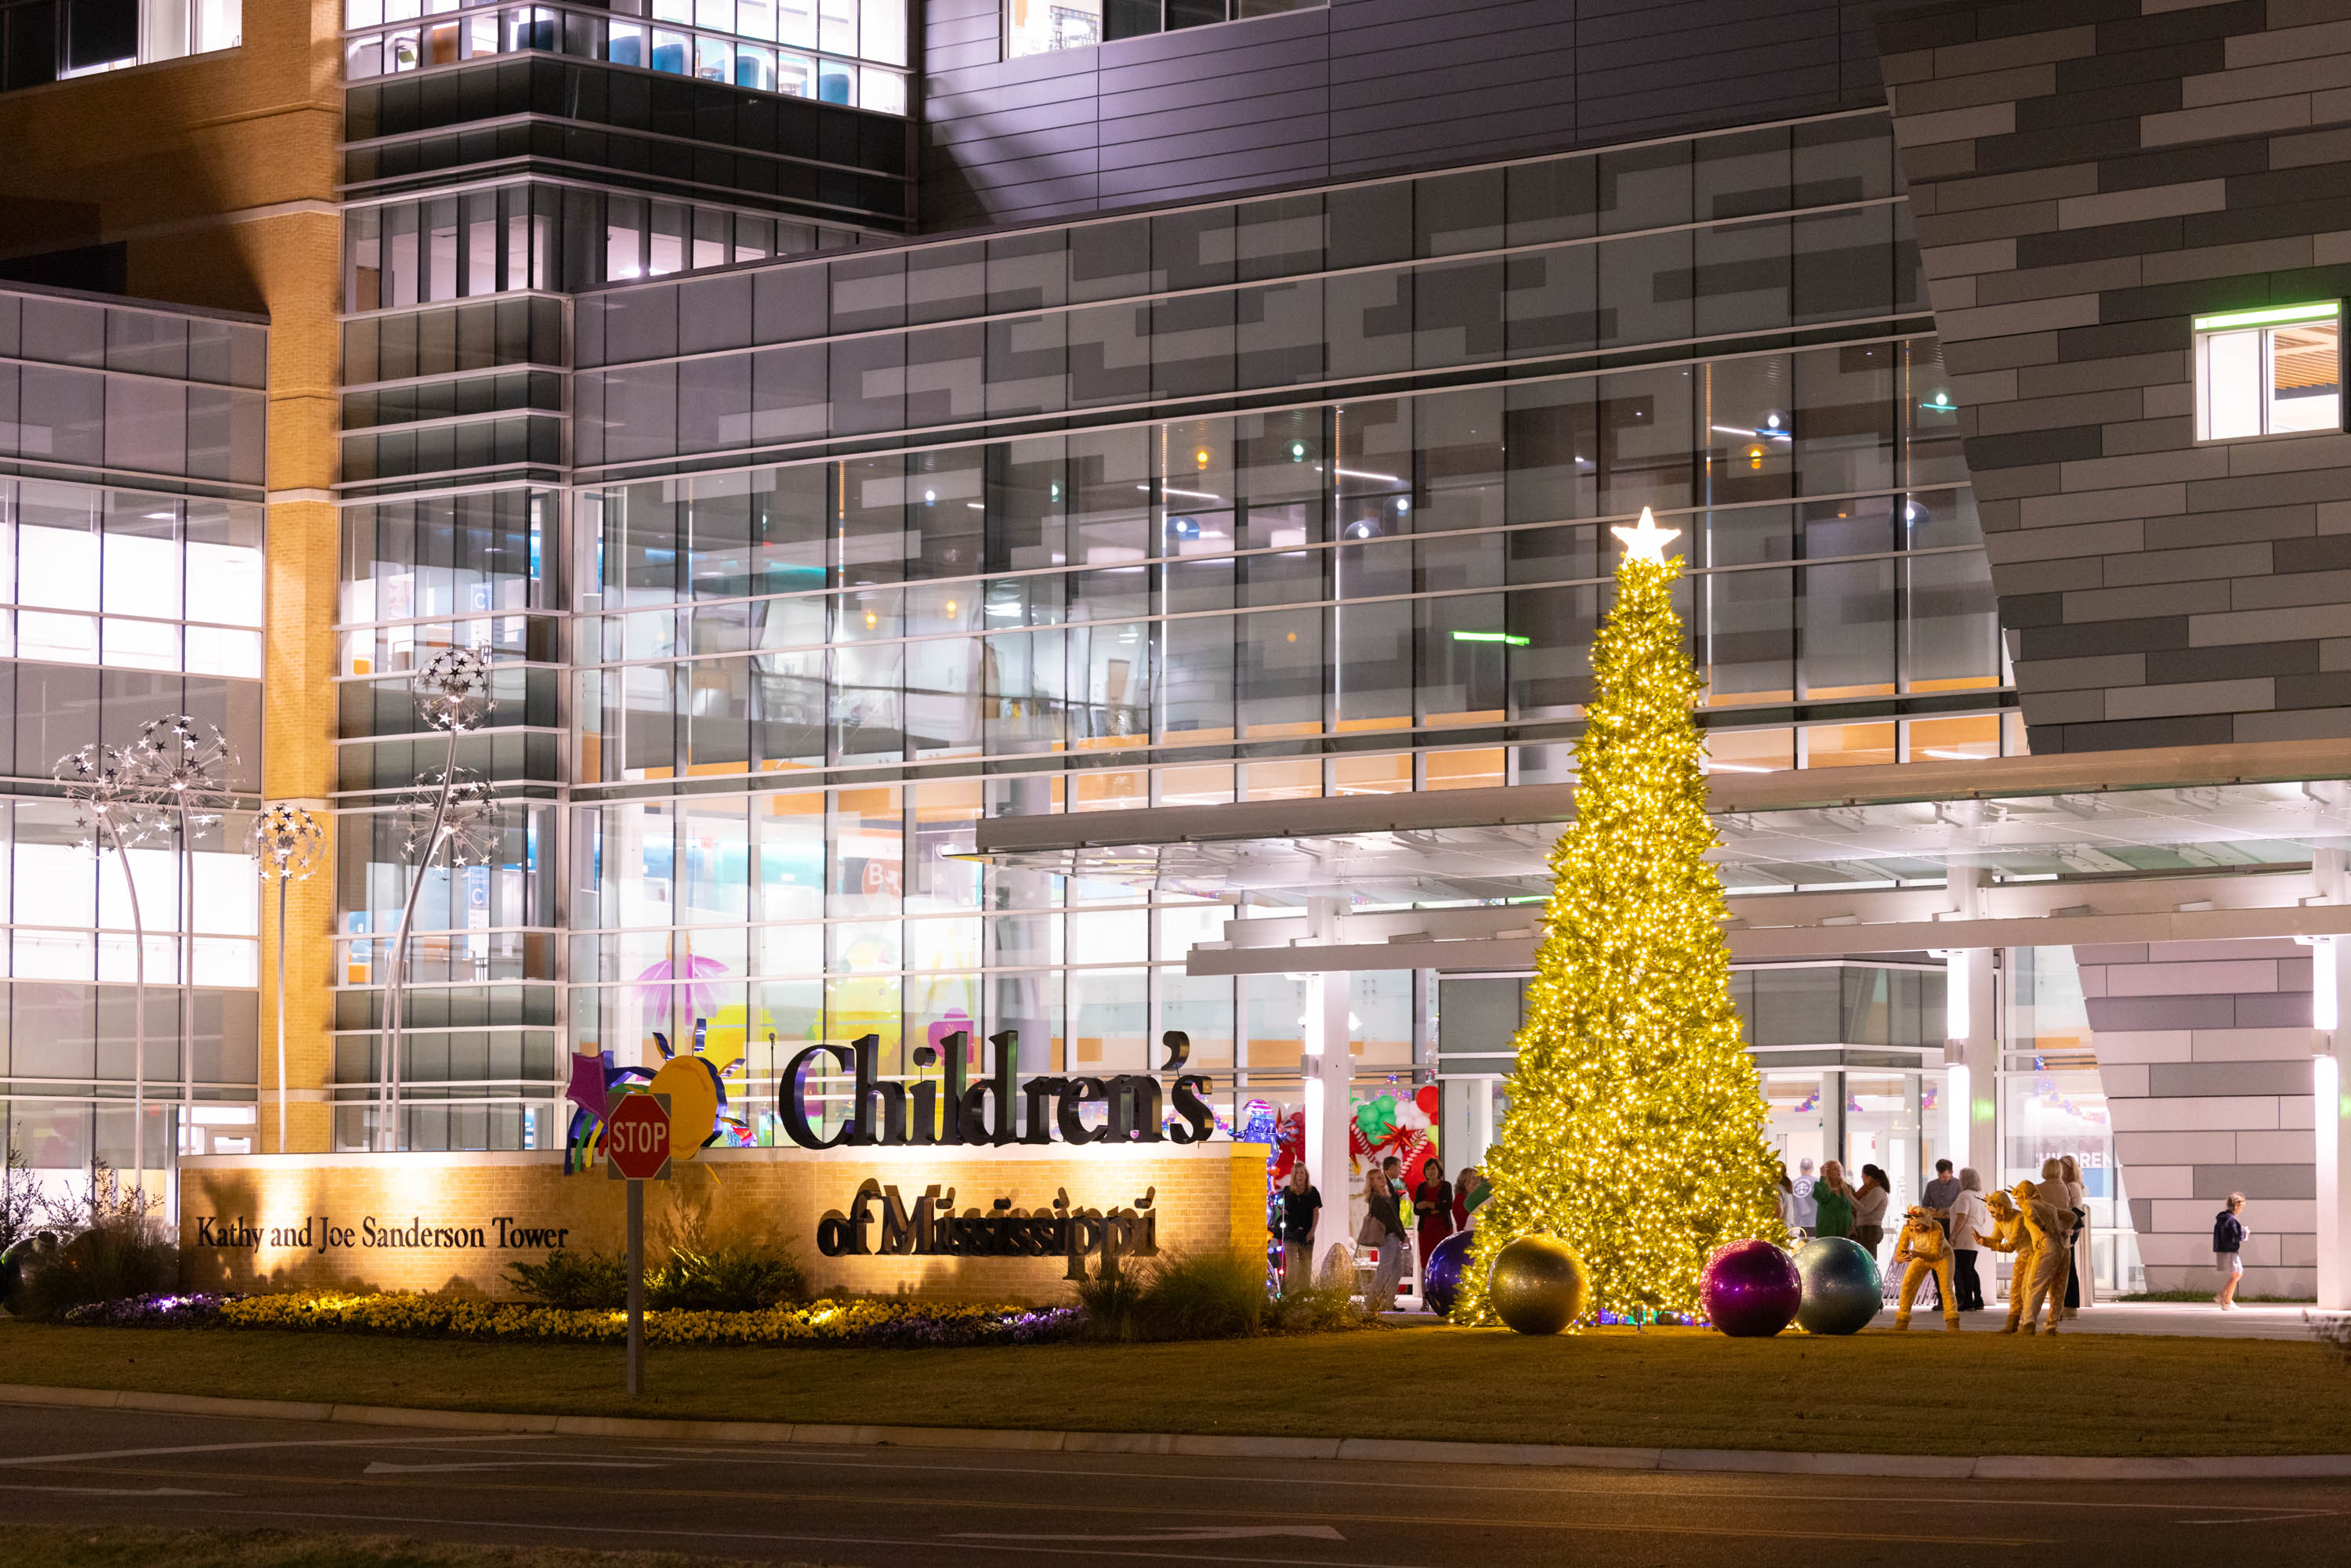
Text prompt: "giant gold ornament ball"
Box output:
[[1487, 1234, 1588, 1334]]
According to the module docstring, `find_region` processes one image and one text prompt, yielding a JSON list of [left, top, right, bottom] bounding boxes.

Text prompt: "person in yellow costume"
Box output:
[[1975, 1184, 2039, 1334], [1891, 1204, 1959, 1331], [2018, 1161, 2074, 1335]]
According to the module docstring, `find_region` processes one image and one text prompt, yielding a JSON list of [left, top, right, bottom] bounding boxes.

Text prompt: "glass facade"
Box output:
[[0, 288, 267, 492], [345, 188, 873, 316], [343, 0, 909, 113], [2006, 944, 2143, 1297], [324, 109, 2022, 1151], [0, 0, 239, 92], [0, 284, 266, 1201], [574, 114, 1929, 469], [1005, 0, 1320, 59]]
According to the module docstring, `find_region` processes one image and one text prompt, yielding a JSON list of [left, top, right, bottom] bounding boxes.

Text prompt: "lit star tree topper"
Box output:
[[1453, 507, 1786, 1326]]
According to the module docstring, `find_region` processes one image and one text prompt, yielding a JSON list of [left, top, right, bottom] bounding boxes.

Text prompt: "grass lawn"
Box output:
[[4, 1318, 2349, 1457], [0, 1527, 780, 1567]]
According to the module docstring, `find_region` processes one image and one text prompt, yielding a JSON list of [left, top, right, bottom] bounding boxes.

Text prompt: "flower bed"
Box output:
[[63, 1291, 1083, 1348]]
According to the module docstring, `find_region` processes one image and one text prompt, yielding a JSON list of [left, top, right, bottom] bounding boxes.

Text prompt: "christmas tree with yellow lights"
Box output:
[[1454, 509, 1786, 1326]]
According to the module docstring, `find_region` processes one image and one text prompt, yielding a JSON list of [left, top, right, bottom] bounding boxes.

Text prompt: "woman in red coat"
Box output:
[[1413, 1157, 1454, 1286]]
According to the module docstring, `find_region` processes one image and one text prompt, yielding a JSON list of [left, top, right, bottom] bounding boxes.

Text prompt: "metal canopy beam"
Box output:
[[1189, 901, 2351, 975], [973, 736, 2351, 856], [1186, 869, 2346, 975]]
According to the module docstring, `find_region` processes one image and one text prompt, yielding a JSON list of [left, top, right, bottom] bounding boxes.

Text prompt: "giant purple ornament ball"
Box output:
[[1422, 1229, 1476, 1316], [1699, 1238, 1802, 1337]]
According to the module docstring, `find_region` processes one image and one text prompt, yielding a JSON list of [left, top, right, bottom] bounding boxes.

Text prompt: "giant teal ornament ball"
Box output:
[[1793, 1237, 1882, 1334], [1487, 1235, 1588, 1334]]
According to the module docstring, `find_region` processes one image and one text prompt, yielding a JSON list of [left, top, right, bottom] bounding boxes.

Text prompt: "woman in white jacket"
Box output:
[[1948, 1168, 1993, 1313], [2059, 1153, 2091, 1316]]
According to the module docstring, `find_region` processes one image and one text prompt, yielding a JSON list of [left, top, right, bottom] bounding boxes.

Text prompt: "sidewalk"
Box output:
[[1899, 1301, 2319, 1340], [5, 1381, 2348, 1480], [1375, 1301, 2326, 1339]]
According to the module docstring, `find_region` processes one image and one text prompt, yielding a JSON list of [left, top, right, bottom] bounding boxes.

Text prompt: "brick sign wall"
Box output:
[[180, 1142, 1267, 1302]]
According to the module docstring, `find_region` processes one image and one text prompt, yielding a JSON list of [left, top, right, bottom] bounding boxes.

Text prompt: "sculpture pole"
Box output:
[[379, 649, 496, 1153], [248, 804, 324, 1152], [56, 744, 159, 1205], [381, 727, 457, 1151], [127, 715, 235, 1205]]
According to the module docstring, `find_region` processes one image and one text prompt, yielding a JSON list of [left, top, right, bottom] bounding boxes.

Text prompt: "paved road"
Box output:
[[0, 1403, 2342, 1567]]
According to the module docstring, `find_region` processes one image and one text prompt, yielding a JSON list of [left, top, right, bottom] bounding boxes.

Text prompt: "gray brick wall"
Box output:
[[1878, 0, 2351, 752], [2074, 937, 2317, 1298]]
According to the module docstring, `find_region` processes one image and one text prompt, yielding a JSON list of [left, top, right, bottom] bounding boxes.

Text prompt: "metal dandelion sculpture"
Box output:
[[380, 648, 498, 1151], [56, 740, 170, 1193], [249, 803, 326, 1152], [127, 714, 237, 828]]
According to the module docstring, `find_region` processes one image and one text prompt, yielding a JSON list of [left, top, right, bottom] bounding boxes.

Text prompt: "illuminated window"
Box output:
[[2194, 301, 2342, 440], [1005, 0, 1322, 59]]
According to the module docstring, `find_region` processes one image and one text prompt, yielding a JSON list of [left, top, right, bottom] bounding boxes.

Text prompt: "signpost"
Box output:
[[605, 1092, 671, 1395]]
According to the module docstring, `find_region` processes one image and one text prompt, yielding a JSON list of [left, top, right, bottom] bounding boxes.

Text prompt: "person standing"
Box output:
[[2059, 1153, 2090, 1317], [1452, 1165, 1478, 1229], [1948, 1168, 1992, 1312], [1777, 1164, 1797, 1231], [1790, 1157, 1819, 1234], [1920, 1158, 1961, 1309], [1812, 1160, 1855, 1240], [1362, 1156, 1410, 1312], [2021, 1158, 2074, 1334], [1273, 1164, 1322, 1296], [1922, 1160, 1960, 1231], [2213, 1193, 2248, 1310], [1412, 1157, 1454, 1291], [1853, 1164, 1892, 1264]]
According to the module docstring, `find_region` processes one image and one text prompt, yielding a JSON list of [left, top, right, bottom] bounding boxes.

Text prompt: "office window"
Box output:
[[0, 0, 238, 81], [339, 0, 907, 113], [2194, 301, 2342, 441], [1005, 0, 1318, 57]]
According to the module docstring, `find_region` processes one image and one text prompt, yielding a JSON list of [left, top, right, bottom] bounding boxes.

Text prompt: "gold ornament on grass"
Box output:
[[1487, 1235, 1589, 1335], [1453, 508, 1787, 1328]]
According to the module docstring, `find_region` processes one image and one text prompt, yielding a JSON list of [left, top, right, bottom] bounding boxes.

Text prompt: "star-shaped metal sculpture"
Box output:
[[54, 742, 164, 853], [248, 803, 326, 883], [400, 767, 502, 865], [413, 646, 494, 733], [1610, 506, 1680, 565], [129, 714, 237, 831]]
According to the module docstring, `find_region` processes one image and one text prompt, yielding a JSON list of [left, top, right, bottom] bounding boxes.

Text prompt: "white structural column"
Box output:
[[2318, 851, 2351, 1309], [1943, 867, 1998, 1186], [1302, 896, 1353, 1275]]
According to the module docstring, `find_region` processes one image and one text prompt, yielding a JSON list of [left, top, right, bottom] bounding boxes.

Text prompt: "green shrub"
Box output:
[[14, 1220, 176, 1322], [1270, 1276, 1364, 1334], [502, 1248, 626, 1309], [7, 1162, 173, 1323], [649, 1245, 805, 1312], [1135, 1249, 1270, 1341], [1073, 1257, 1149, 1342], [1074, 1248, 1352, 1343], [505, 1242, 805, 1312]]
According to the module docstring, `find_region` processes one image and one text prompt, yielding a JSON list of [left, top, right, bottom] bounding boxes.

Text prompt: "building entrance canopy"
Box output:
[[963, 739, 2351, 971]]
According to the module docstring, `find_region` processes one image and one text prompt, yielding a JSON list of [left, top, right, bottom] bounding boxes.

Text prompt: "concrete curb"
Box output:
[[5, 1382, 2349, 1480]]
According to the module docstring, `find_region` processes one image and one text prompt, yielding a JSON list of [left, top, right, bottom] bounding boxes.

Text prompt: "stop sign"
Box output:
[[606, 1093, 671, 1181]]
